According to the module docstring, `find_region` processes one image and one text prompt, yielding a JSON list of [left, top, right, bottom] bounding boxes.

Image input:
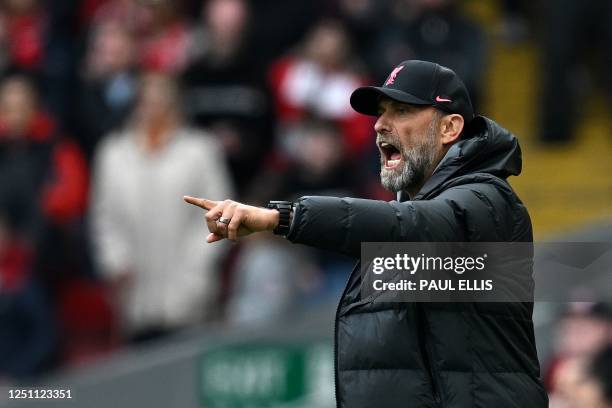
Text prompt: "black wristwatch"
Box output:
[[266, 201, 294, 236]]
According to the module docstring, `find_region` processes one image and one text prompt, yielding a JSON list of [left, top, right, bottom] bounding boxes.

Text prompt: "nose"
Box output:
[[374, 112, 390, 134]]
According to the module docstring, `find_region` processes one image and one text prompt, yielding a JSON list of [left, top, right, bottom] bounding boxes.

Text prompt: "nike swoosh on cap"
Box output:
[[435, 96, 452, 102]]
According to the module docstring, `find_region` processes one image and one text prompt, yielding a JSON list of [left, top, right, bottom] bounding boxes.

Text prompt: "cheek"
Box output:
[[396, 124, 418, 149], [398, 118, 438, 150]]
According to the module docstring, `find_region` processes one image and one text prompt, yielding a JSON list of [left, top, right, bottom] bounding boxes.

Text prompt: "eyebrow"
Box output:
[[377, 100, 416, 113]]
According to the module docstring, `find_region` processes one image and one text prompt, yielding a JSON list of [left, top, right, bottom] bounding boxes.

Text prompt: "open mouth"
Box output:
[[378, 140, 402, 169]]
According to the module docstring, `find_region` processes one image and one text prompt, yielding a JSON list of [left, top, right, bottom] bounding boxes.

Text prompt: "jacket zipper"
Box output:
[[424, 335, 443, 406], [410, 193, 442, 406], [418, 304, 443, 407]]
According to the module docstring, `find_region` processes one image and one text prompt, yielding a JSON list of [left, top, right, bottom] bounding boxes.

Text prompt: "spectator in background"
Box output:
[[0, 74, 88, 379], [0, 0, 46, 73], [553, 303, 612, 363], [268, 19, 372, 158], [0, 0, 79, 122], [75, 20, 137, 160], [0, 75, 88, 284], [136, 0, 190, 74], [367, 0, 486, 109], [90, 72, 233, 343], [547, 303, 612, 407], [182, 0, 273, 197], [550, 346, 612, 408], [87, 0, 190, 74], [0, 0, 89, 130], [330, 0, 388, 61], [0, 216, 58, 381], [537, 0, 612, 143], [88, 0, 151, 35]]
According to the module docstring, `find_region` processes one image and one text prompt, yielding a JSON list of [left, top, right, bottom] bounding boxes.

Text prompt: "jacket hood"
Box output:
[[405, 115, 522, 201]]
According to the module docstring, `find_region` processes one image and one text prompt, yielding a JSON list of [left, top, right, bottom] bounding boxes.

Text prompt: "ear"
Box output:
[[439, 114, 464, 146]]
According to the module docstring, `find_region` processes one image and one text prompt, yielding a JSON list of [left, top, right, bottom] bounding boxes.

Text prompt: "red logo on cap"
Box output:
[[384, 65, 404, 86]]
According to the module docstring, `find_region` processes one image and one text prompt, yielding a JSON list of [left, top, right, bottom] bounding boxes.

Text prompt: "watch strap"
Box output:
[[266, 201, 293, 236]]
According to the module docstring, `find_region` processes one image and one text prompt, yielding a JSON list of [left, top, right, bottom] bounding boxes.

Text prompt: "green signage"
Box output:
[[198, 342, 333, 408]]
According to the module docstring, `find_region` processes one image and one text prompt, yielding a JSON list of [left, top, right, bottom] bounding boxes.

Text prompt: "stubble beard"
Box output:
[[380, 118, 440, 193]]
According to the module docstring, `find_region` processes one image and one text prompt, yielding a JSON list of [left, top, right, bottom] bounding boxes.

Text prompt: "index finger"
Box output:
[[183, 196, 218, 210]]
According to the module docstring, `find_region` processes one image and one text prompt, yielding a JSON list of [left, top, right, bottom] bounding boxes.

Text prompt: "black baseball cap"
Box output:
[[350, 60, 474, 122]]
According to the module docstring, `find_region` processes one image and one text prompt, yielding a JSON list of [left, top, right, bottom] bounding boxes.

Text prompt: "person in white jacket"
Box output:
[[91, 72, 233, 341]]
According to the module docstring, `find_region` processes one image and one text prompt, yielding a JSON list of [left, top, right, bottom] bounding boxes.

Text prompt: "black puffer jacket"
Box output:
[[287, 116, 548, 408]]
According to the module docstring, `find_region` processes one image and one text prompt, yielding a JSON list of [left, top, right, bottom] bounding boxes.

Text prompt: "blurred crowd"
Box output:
[[546, 303, 612, 408], [0, 0, 609, 406]]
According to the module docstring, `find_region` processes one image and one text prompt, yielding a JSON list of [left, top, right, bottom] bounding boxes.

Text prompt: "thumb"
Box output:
[[206, 232, 224, 243]]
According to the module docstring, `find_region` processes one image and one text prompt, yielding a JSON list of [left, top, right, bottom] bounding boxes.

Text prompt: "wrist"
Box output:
[[267, 208, 280, 232], [266, 201, 293, 236]]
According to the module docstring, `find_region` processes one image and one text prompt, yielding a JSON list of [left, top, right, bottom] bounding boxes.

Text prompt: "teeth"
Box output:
[[380, 142, 390, 148], [387, 159, 400, 167]]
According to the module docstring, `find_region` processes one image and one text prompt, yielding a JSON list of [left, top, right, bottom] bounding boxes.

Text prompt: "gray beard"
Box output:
[[380, 119, 439, 193]]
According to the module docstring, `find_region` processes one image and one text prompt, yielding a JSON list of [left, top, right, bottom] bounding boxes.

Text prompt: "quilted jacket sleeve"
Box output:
[[286, 183, 515, 258]]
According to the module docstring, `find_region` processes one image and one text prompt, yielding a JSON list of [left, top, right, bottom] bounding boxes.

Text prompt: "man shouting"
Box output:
[[185, 60, 548, 408]]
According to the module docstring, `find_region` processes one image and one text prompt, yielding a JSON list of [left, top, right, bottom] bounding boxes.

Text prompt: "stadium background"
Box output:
[[0, 0, 610, 407]]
